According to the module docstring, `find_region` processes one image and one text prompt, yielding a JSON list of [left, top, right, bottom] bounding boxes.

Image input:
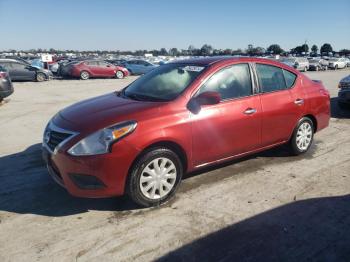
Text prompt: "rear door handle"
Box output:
[[294, 99, 304, 105], [244, 108, 257, 115]]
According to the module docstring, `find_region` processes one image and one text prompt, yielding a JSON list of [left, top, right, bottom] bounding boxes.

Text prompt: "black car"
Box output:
[[0, 65, 14, 102], [338, 75, 350, 109], [0, 59, 52, 82]]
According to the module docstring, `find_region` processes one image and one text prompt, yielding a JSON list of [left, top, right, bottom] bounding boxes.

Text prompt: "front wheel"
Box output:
[[115, 70, 124, 79], [289, 117, 314, 155], [127, 148, 183, 207], [36, 72, 46, 82]]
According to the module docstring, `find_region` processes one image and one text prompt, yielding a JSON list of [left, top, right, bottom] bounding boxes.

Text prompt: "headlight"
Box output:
[[68, 121, 137, 156]]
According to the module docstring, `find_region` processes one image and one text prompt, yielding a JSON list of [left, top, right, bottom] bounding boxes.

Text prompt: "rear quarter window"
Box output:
[[283, 70, 297, 88]]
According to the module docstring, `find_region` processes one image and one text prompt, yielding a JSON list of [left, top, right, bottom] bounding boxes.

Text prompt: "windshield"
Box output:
[[122, 64, 205, 101], [329, 58, 338, 62], [310, 59, 320, 63]]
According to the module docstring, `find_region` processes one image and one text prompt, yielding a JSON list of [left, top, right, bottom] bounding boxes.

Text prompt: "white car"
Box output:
[[280, 57, 309, 72], [328, 58, 347, 70]]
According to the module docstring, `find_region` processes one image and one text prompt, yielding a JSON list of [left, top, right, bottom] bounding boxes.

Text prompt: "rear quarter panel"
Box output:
[[302, 77, 330, 131]]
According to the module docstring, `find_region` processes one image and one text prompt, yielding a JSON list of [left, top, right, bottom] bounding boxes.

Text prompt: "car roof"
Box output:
[[0, 58, 22, 63], [170, 56, 292, 67]]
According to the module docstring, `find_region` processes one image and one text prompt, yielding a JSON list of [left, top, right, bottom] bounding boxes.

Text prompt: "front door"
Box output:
[[191, 63, 261, 166]]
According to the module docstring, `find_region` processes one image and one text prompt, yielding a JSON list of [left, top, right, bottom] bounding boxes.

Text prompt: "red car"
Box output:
[[66, 60, 129, 80], [42, 57, 330, 207]]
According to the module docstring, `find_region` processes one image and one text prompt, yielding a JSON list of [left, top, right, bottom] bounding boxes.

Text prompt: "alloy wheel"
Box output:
[[296, 122, 313, 151]]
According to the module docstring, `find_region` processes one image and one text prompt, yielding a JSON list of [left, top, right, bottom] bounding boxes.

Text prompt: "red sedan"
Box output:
[[42, 57, 330, 207], [67, 60, 129, 80]]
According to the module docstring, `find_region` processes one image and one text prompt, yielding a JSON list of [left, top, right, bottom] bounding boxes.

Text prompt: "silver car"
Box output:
[[308, 59, 329, 71], [280, 57, 309, 72], [328, 58, 347, 70]]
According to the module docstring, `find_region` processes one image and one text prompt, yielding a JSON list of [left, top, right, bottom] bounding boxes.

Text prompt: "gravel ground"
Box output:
[[0, 69, 350, 262]]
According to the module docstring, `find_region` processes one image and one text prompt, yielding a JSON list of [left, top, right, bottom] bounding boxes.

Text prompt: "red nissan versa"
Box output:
[[67, 60, 129, 80], [42, 57, 330, 207]]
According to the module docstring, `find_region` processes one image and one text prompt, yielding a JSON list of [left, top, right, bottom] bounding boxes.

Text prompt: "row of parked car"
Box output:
[[279, 57, 350, 72]]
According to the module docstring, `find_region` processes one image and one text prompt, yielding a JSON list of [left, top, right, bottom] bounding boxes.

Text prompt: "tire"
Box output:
[[303, 67, 307, 72], [115, 70, 124, 79], [315, 66, 319, 71], [289, 117, 314, 156], [80, 71, 90, 80], [324, 66, 328, 71], [334, 65, 338, 70], [36, 72, 46, 82], [126, 147, 183, 207]]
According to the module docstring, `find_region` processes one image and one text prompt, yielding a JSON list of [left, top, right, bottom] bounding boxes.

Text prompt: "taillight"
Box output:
[[0, 72, 7, 78]]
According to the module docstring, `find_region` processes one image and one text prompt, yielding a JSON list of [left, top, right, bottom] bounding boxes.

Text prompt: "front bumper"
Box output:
[[338, 89, 350, 104], [42, 130, 140, 198]]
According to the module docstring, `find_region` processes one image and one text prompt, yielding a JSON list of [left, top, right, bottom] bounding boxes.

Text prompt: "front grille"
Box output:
[[47, 130, 73, 152]]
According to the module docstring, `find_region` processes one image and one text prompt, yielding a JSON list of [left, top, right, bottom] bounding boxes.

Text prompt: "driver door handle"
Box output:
[[244, 108, 257, 115], [294, 98, 304, 105]]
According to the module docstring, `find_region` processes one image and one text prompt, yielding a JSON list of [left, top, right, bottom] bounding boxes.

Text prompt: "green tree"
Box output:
[[267, 44, 284, 54], [169, 48, 179, 56], [200, 44, 213, 56], [311, 45, 318, 54], [320, 43, 333, 54]]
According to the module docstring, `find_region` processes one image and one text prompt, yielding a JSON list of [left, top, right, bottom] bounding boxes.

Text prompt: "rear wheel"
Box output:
[[115, 70, 124, 79], [36, 72, 46, 82], [127, 148, 183, 207], [334, 65, 338, 70], [289, 117, 314, 155], [80, 71, 89, 80]]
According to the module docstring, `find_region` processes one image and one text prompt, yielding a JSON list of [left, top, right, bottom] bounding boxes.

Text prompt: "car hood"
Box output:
[[55, 92, 160, 132]]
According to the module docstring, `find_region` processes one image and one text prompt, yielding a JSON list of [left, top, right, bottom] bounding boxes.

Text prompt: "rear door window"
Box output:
[[256, 64, 287, 93]]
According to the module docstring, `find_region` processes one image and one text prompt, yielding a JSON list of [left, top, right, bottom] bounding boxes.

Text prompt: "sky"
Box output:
[[0, 0, 349, 51]]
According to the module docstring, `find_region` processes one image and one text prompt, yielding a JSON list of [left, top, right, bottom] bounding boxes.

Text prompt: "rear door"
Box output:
[[191, 63, 262, 166], [97, 61, 115, 77], [255, 63, 305, 146]]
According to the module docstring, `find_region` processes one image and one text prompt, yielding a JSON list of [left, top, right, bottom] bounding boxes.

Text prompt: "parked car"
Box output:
[[0, 59, 52, 81], [280, 57, 309, 72], [122, 60, 157, 75], [308, 59, 329, 71], [343, 58, 350, 67], [62, 60, 129, 80], [42, 57, 330, 207], [328, 58, 347, 70], [338, 75, 350, 109], [0, 65, 14, 102], [106, 59, 127, 66]]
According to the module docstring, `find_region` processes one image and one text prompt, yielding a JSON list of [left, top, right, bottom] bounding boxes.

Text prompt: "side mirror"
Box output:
[[187, 91, 221, 114], [196, 91, 221, 105]]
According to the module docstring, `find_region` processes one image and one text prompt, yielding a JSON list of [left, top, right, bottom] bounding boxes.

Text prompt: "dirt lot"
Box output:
[[1, 69, 350, 262]]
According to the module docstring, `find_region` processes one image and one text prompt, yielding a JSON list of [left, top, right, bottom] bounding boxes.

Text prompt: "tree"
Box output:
[[159, 48, 168, 56], [200, 44, 213, 56], [246, 45, 265, 56], [311, 45, 318, 54], [169, 48, 179, 56], [267, 44, 284, 54], [320, 43, 333, 54]]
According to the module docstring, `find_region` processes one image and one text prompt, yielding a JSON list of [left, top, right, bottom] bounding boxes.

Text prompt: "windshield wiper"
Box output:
[[120, 90, 169, 102]]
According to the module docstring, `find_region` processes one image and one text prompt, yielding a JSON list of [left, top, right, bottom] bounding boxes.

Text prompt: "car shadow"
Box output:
[[0, 142, 315, 217], [0, 143, 140, 217], [330, 97, 350, 119], [158, 194, 350, 262]]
